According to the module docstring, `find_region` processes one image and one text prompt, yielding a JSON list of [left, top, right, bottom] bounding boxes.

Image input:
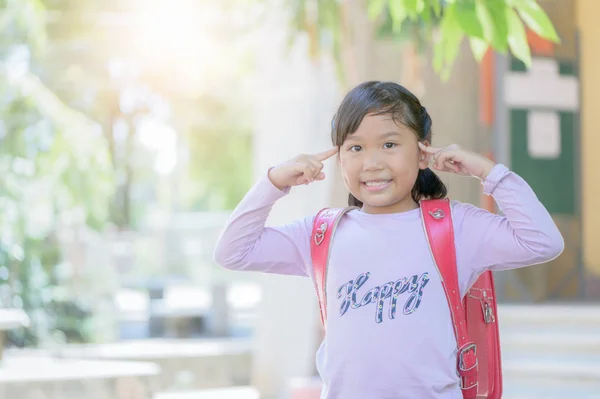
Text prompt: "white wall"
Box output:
[[250, 5, 340, 398]]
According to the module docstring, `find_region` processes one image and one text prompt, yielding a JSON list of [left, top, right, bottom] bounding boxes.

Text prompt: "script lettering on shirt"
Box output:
[[336, 272, 430, 323]]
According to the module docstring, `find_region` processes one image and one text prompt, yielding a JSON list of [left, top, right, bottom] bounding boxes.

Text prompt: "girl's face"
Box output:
[[339, 113, 430, 214]]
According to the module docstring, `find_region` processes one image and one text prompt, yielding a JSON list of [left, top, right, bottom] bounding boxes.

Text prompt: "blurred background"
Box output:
[[0, 0, 598, 398]]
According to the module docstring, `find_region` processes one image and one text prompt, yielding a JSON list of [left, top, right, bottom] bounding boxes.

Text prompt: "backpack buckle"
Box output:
[[458, 343, 478, 372], [458, 343, 478, 391]]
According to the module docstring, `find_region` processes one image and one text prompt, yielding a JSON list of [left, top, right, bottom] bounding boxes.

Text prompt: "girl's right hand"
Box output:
[[268, 147, 338, 190]]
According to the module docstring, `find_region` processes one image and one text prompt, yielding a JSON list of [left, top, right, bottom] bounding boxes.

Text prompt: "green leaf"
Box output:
[[403, 0, 420, 20], [389, 0, 407, 32], [434, 3, 464, 80], [405, 0, 428, 25], [368, 0, 387, 20], [469, 37, 488, 62], [415, 0, 426, 13], [475, 0, 508, 52], [455, 2, 483, 39], [489, 2, 509, 48], [475, 0, 494, 41], [429, 0, 441, 17], [506, 8, 531, 67], [444, 26, 464, 70], [515, 0, 560, 43], [421, 5, 431, 24]]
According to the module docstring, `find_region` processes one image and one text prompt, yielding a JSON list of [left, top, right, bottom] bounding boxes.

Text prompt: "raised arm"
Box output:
[[452, 164, 564, 292], [213, 147, 338, 276], [213, 174, 314, 276]]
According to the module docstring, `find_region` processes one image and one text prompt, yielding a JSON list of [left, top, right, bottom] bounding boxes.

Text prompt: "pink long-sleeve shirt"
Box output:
[[213, 164, 564, 399]]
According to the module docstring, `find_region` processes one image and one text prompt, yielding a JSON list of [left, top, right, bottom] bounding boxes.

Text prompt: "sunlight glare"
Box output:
[[138, 118, 178, 175], [134, 0, 214, 60]]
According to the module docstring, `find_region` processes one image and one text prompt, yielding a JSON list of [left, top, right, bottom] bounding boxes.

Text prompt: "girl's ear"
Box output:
[[418, 140, 431, 170]]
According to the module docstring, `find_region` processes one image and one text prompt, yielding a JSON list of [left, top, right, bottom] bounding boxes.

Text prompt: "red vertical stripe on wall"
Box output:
[[479, 48, 496, 213]]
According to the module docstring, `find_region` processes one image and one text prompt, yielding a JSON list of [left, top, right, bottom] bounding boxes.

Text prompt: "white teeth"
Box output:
[[364, 180, 390, 187]]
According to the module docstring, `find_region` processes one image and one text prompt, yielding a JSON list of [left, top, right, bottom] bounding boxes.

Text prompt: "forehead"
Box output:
[[348, 113, 412, 139]]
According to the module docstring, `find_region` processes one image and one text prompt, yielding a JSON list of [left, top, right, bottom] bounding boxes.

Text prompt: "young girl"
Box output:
[[213, 81, 564, 399]]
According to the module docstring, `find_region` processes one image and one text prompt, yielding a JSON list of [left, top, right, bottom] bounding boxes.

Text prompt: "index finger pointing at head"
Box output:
[[314, 147, 338, 161], [418, 142, 441, 154]]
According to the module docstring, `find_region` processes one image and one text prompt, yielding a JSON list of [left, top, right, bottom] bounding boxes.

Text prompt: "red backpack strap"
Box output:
[[420, 199, 478, 399], [310, 207, 355, 330]]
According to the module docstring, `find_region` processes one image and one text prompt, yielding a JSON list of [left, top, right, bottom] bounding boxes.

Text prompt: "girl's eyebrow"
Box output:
[[346, 131, 402, 142], [380, 131, 402, 139]]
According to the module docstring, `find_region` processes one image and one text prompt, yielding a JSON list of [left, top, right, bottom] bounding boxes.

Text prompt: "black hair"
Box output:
[[331, 81, 447, 207]]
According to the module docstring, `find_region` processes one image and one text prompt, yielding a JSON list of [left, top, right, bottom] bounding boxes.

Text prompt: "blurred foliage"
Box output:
[[0, 0, 255, 345], [0, 0, 113, 346], [40, 0, 255, 217], [184, 96, 253, 211], [187, 131, 253, 210], [285, 0, 559, 81]]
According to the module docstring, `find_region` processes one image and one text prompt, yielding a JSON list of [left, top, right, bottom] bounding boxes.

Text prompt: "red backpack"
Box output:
[[310, 199, 502, 399]]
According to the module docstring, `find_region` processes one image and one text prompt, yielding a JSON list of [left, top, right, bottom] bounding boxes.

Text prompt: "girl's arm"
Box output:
[[214, 147, 337, 276], [213, 173, 313, 276], [418, 143, 564, 293], [452, 164, 564, 288]]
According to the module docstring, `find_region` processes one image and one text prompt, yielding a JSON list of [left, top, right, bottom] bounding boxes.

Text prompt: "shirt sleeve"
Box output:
[[452, 164, 565, 294], [213, 172, 314, 277]]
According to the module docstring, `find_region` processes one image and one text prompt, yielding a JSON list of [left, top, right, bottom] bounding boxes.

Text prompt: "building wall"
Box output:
[[577, 0, 600, 294]]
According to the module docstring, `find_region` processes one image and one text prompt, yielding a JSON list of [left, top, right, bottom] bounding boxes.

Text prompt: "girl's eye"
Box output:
[[349, 145, 362, 152], [383, 142, 397, 149]]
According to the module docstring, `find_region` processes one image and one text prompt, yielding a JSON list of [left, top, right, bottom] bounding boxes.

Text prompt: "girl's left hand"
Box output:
[[418, 142, 496, 181]]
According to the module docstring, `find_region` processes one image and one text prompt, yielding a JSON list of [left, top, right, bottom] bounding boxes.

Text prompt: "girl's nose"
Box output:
[[363, 151, 384, 171]]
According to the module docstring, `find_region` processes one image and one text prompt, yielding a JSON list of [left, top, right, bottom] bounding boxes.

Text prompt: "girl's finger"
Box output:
[[441, 154, 464, 174], [418, 142, 442, 154], [432, 163, 444, 172], [448, 163, 462, 174], [298, 171, 325, 185], [308, 158, 324, 172], [296, 175, 309, 185], [303, 172, 312, 184], [441, 158, 459, 173], [437, 151, 456, 171], [304, 165, 318, 182], [432, 147, 451, 164], [314, 147, 338, 161], [434, 151, 448, 170], [309, 160, 324, 178]]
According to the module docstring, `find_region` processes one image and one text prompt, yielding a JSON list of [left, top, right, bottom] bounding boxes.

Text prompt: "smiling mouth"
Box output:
[[361, 179, 392, 191]]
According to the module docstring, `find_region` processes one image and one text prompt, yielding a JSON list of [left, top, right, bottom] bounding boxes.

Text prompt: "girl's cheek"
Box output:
[[339, 154, 356, 171], [339, 151, 349, 165], [339, 155, 357, 177]]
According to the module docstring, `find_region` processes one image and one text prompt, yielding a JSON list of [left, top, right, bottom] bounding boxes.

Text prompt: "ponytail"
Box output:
[[411, 168, 447, 203], [349, 193, 363, 208], [412, 107, 447, 202]]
